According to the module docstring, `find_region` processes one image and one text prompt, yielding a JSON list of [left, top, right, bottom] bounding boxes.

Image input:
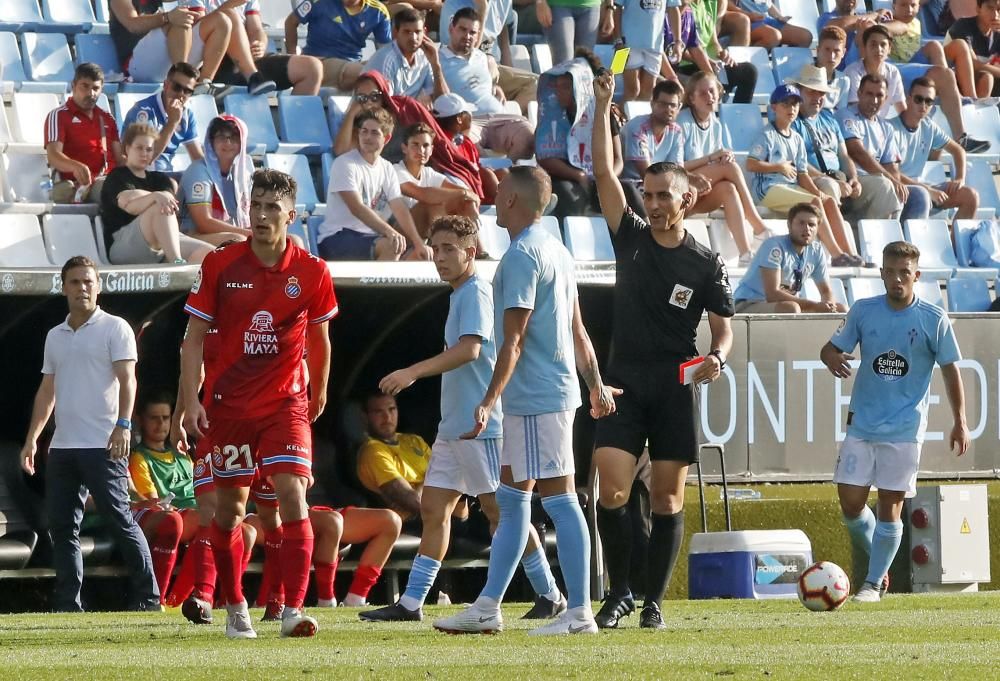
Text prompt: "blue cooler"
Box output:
[[688, 529, 812, 599]]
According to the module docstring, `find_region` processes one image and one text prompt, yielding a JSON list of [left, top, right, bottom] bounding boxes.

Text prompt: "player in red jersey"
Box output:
[[181, 169, 338, 640]]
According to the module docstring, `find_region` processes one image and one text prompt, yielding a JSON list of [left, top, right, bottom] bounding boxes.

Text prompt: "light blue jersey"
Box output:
[[438, 45, 504, 114], [441, 0, 511, 59], [364, 42, 434, 99], [830, 295, 961, 442], [676, 108, 724, 161], [621, 115, 684, 182], [122, 92, 197, 172], [837, 105, 900, 175], [748, 124, 808, 202], [493, 224, 582, 416], [737, 0, 771, 15], [733, 235, 828, 302], [439, 274, 503, 440], [621, 0, 666, 52], [888, 115, 950, 180], [792, 109, 845, 173]]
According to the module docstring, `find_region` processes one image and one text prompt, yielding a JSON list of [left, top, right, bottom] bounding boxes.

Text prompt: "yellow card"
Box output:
[[610, 47, 630, 75]]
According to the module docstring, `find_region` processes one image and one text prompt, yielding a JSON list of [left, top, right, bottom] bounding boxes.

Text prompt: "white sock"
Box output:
[[473, 595, 500, 611], [316, 598, 337, 608], [343, 593, 366, 607]]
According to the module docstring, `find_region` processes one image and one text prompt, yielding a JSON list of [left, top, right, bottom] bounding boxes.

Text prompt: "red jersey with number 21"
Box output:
[[184, 239, 338, 420]]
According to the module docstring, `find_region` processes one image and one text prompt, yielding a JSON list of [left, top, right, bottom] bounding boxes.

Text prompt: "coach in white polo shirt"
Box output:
[[20, 256, 158, 612]]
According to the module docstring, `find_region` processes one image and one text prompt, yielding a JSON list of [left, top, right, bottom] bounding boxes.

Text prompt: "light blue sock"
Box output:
[[399, 554, 441, 610], [521, 546, 559, 600], [541, 493, 591, 610], [866, 520, 903, 586], [843, 505, 876, 559], [478, 484, 532, 604]]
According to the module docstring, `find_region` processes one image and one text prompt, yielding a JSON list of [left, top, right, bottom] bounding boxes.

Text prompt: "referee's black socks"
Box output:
[[645, 510, 685, 608], [597, 503, 633, 598]]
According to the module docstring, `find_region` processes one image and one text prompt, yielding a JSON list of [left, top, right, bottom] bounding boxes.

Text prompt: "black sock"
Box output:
[[596, 503, 633, 598], [645, 510, 685, 608]]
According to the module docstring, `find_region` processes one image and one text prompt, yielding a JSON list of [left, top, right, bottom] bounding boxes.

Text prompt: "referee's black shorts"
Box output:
[[594, 360, 700, 464]]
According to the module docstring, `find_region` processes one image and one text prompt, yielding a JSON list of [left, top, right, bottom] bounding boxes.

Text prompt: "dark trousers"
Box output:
[[46, 448, 159, 611]]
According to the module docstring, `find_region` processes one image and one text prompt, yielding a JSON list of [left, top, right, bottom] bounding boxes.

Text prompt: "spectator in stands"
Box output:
[[204, 0, 322, 95], [334, 71, 485, 198], [109, 0, 227, 85], [246, 484, 401, 614], [889, 78, 980, 219], [675, 72, 773, 265], [845, 25, 988, 153], [618, 0, 667, 102], [733, 202, 848, 312], [839, 74, 929, 225], [433, 94, 503, 204], [285, 0, 392, 90], [180, 115, 253, 246], [747, 85, 863, 267], [817, 0, 891, 71], [396, 123, 481, 238], [366, 8, 449, 107], [728, 0, 812, 49], [885, 0, 982, 98], [947, 0, 1000, 96], [122, 62, 204, 173], [533, 0, 613, 66], [437, 9, 536, 161], [790, 65, 902, 225], [815, 25, 851, 109], [357, 392, 434, 520], [20, 255, 159, 612], [44, 63, 123, 205], [318, 109, 430, 261], [101, 123, 214, 265], [537, 49, 624, 222], [686, 0, 758, 104]]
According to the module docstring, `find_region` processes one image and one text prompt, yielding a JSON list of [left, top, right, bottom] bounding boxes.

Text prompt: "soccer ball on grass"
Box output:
[[796, 561, 850, 611]]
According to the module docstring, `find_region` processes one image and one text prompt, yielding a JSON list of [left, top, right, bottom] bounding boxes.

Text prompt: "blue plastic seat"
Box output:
[[224, 93, 280, 154], [0, 214, 52, 267], [288, 218, 310, 252], [114, 91, 147, 131], [42, 0, 96, 32], [777, 0, 819, 43], [772, 47, 813, 85], [725, 46, 777, 105], [75, 34, 120, 77], [719, 103, 764, 154], [0, 0, 44, 33], [264, 153, 320, 211], [946, 277, 991, 312], [914, 280, 945, 308], [960, 104, 1000, 162], [563, 216, 614, 261], [845, 277, 886, 305], [278, 95, 333, 154], [327, 95, 351, 144], [20, 32, 75, 83], [801, 277, 849, 308], [321, 152, 334, 194], [857, 219, 904, 265], [964, 159, 1000, 219], [0, 32, 65, 92], [902, 219, 958, 278], [477, 214, 511, 259], [188, 94, 221, 138]]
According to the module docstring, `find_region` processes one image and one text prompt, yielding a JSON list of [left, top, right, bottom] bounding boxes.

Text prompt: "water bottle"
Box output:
[[157, 491, 176, 510], [38, 174, 53, 202], [724, 488, 761, 500]]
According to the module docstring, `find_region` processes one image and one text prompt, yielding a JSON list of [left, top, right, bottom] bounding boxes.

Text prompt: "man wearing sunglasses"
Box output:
[[887, 77, 980, 220], [122, 62, 206, 173]]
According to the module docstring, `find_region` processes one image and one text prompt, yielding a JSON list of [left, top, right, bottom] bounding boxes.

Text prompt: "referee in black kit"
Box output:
[[589, 70, 735, 631]]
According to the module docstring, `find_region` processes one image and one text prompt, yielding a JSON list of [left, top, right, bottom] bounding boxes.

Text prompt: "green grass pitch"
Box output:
[[3, 593, 1000, 680]]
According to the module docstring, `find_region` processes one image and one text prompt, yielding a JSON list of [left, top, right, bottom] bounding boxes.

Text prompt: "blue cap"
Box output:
[[770, 84, 802, 104]]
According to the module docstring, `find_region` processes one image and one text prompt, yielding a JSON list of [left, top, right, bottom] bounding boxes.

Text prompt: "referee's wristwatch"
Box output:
[[115, 418, 132, 430], [707, 349, 726, 369]]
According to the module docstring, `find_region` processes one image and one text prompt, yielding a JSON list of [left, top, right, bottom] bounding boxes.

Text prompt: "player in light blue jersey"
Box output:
[[433, 166, 620, 636], [821, 240, 969, 603], [733, 202, 846, 313], [359, 215, 566, 623]]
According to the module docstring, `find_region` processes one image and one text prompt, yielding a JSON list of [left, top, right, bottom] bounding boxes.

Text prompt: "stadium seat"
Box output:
[[305, 214, 323, 256], [539, 215, 561, 240], [902, 219, 961, 278], [857, 219, 904, 265], [288, 217, 310, 252], [224, 93, 281, 154], [510, 44, 532, 72], [719, 103, 764, 154], [708, 219, 744, 268], [480, 156, 513, 171], [777, 0, 820, 43], [964, 159, 1000, 219], [0, 214, 52, 266], [477, 213, 511, 259], [171, 151, 193, 172], [0, 0, 44, 33], [527, 100, 538, 127], [563, 216, 614, 261], [0, 151, 50, 202], [724, 46, 776, 106], [531, 43, 552, 74], [75, 34, 122, 81], [41, 214, 103, 265], [946, 277, 991, 312], [959, 103, 1000, 162], [114, 91, 147, 131], [42, 0, 97, 32], [20, 32, 75, 83], [802, 277, 849, 308], [94, 0, 110, 22], [919, 160, 946, 187], [188, 94, 221, 137], [258, 0, 298, 40], [914, 279, 945, 308], [845, 277, 886, 304], [0, 32, 65, 93], [762, 218, 789, 236], [327, 95, 351, 144], [950, 219, 1000, 280], [772, 47, 812, 85], [264, 153, 320, 211], [11, 93, 60, 145], [623, 101, 651, 120], [684, 219, 711, 249], [278, 95, 333, 154], [321, 151, 333, 194]]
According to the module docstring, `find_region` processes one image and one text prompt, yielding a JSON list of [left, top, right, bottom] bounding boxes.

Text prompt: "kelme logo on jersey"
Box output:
[[873, 350, 909, 381], [285, 276, 301, 299], [244, 310, 279, 355]]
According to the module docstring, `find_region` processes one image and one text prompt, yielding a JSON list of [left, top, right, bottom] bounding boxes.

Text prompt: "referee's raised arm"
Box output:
[[592, 71, 627, 235]]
